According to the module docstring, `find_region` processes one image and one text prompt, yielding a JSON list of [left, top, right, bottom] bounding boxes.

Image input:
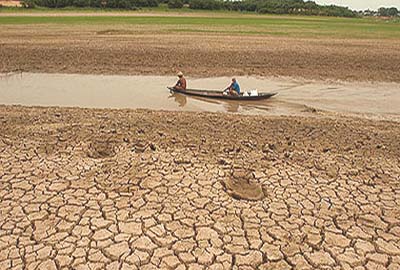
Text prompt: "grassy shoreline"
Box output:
[[0, 11, 399, 39]]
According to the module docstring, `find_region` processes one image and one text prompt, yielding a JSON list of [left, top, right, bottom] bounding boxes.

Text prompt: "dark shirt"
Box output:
[[175, 77, 187, 90]]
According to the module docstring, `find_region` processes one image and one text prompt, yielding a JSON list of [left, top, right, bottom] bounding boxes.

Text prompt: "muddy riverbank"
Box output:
[[1, 24, 400, 83]]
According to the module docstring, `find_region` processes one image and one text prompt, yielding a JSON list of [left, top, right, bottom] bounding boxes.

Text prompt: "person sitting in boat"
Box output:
[[174, 71, 187, 91], [225, 78, 240, 96]]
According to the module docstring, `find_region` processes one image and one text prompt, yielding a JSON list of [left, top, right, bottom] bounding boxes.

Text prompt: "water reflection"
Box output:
[[169, 92, 272, 113], [169, 93, 187, 107], [224, 102, 240, 113], [170, 93, 242, 113]]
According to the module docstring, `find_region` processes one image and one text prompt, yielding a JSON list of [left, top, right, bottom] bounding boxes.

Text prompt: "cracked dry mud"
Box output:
[[0, 105, 400, 270]]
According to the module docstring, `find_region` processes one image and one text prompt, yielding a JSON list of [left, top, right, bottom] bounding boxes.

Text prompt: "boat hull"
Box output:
[[168, 87, 277, 101]]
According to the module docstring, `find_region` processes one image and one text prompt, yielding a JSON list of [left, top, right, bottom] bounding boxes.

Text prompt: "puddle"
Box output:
[[0, 72, 399, 120]]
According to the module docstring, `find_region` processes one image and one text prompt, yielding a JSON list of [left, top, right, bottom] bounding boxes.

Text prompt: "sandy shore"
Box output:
[[1, 105, 399, 269]]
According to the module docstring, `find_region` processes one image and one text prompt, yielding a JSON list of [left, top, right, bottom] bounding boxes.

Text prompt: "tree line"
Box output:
[[357, 7, 399, 17], [19, 0, 361, 18], [378, 7, 399, 17], [21, 0, 159, 8], [187, 0, 356, 17]]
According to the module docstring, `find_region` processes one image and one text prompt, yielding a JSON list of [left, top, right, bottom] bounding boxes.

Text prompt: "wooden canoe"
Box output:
[[167, 87, 277, 101]]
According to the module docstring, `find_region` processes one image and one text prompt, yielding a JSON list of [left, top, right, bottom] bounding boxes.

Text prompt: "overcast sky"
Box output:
[[311, 0, 400, 11]]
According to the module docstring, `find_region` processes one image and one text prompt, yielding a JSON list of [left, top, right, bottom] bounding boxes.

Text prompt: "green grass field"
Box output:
[[1, 8, 399, 39]]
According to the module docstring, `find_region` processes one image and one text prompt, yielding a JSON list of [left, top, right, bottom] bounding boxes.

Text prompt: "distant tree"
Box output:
[[131, 0, 158, 7], [21, 0, 36, 8], [379, 7, 388, 16], [189, 0, 223, 10], [72, 0, 87, 7], [168, 0, 183, 9], [378, 7, 399, 17], [388, 7, 399, 16], [89, 0, 103, 8]]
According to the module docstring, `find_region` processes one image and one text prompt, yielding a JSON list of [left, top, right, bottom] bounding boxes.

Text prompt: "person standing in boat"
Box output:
[[174, 71, 187, 90], [225, 78, 240, 96]]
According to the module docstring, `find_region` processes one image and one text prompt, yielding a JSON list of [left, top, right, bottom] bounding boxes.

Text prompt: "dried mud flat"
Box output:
[[1, 24, 400, 82], [1, 105, 400, 269]]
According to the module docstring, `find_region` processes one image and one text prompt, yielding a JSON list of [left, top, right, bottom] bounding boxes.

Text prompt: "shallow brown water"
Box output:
[[1, 72, 399, 120]]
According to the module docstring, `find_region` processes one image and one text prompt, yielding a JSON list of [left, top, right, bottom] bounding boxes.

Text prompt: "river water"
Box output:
[[1, 72, 399, 120]]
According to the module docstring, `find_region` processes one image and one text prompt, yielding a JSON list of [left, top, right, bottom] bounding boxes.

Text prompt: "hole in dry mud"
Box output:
[[221, 170, 266, 201], [87, 141, 117, 159]]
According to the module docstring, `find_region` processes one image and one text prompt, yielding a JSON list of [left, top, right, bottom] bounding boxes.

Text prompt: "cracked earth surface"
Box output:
[[0, 105, 400, 270]]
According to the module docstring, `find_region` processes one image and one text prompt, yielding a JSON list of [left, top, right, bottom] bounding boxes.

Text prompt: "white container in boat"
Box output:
[[250, 90, 258, 96], [243, 91, 249, 96]]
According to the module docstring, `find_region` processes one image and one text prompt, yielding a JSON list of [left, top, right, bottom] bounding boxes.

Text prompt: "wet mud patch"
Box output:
[[221, 169, 266, 201]]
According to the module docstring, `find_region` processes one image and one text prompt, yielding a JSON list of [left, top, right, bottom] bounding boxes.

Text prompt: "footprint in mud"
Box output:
[[221, 169, 266, 201], [302, 105, 318, 113], [87, 140, 116, 159]]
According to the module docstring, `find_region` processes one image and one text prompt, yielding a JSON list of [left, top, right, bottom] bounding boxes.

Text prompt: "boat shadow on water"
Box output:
[[169, 93, 273, 113]]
